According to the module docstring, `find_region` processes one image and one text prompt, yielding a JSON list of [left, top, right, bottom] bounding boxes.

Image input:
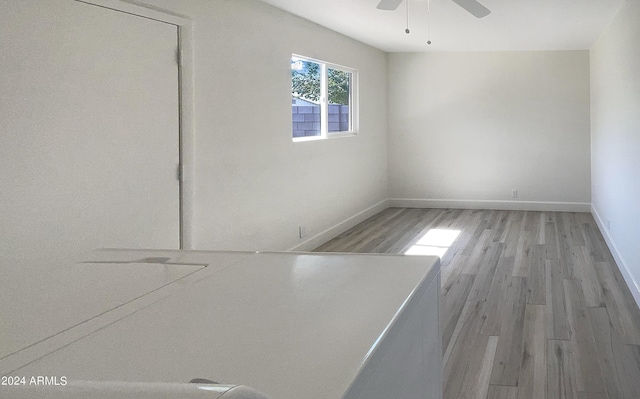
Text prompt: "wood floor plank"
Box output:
[[557, 212, 573, 245], [490, 277, 528, 386], [576, 393, 608, 399], [480, 256, 516, 336], [370, 208, 429, 253], [388, 209, 444, 254], [443, 301, 491, 399], [513, 231, 534, 277], [517, 305, 547, 399], [523, 211, 539, 233], [604, 257, 640, 327], [439, 210, 484, 268], [360, 208, 423, 251], [594, 261, 640, 345], [475, 336, 499, 399], [582, 221, 608, 263], [546, 259, 570, 340], [358, 208, 425, 253], [442, 273, 476, 353], [589, 307, 623, 399], [527, 244, 547, 305], [545, 221, 560, 260], [563, 278, 606, 394], [462, 216, 491, 256], [573, 246, 605, 308], [612, 344, 640, 398], [548, 339, 578, 399], [499, 220, 512, 244], [556, 213, 576, 279], [437, 208, 465, 228], [488, 385, 518, 399], [569, 213, 587, 247], [454, 335, 493, 399], [441, 253, 469, 288], [538, 212, 547, 245], [483, 209, 500, 224], [462, 229, 493, 275], [510, 210, 525, 222], [313, 207, 403, 252], [467, 242, 503, 303], [503, 217, 523, 258], [443, 299, 476, 366], [491, 211, 510, 243]]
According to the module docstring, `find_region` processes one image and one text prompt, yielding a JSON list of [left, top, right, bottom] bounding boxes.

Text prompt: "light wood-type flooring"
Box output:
[[315, 208, 640, 399]]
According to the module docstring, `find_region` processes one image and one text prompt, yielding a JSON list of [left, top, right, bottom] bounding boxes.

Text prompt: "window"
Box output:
[[291, 55, 357, 141]]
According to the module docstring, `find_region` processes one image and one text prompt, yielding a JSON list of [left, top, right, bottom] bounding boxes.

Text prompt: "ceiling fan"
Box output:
[[377, 0, 490, 18]]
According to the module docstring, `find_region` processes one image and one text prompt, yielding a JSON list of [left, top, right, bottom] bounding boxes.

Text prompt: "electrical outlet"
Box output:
[[299, 225, 307, 238], [511, 189, 518, 199]]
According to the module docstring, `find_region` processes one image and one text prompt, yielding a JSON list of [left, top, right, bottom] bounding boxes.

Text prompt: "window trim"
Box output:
[[291, 54, 359, 142]]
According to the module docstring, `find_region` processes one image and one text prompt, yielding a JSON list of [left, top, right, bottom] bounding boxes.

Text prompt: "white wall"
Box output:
[[590, 1, 640, 301], [387, 51, 591, 211], [141, 0, 389, 251]]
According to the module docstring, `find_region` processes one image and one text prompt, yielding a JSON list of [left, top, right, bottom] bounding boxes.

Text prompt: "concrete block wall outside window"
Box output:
[[292, 104, 349, 137]]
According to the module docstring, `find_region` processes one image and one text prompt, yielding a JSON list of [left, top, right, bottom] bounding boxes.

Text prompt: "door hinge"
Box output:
[[176, 163, 182, 181]]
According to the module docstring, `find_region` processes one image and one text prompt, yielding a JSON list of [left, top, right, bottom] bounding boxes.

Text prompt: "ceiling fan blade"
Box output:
[[377, 0, 403, 11], [450, 0, 491, 18]]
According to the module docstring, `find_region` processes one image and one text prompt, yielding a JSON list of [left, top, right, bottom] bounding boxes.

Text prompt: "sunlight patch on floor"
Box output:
[[404, 229, 461, 257]]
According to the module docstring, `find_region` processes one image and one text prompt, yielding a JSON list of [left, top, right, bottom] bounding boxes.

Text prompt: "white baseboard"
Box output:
[[287, 199, 390, 252], [289, 198, 592, 251], [388, 198, 591, 212], [591, 205, 640, 309]]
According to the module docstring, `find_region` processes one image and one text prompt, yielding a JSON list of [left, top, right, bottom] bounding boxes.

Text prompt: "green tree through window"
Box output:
[[328, 69, 350, 105], [292, 60, 320, 102], [292, 61, 350, 105]]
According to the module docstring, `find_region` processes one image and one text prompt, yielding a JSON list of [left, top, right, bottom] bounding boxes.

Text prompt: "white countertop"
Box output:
[[3, 250, 440, 399], [0, 249, 226, 360]]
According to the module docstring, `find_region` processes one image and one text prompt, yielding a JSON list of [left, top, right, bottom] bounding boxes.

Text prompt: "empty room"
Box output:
[[1, 0, 639, 398]]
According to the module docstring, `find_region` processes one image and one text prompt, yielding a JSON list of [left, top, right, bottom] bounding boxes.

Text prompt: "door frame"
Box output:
[[75, 0, 194, 249]]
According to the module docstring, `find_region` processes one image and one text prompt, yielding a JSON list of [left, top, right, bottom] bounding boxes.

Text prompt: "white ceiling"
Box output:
[[258, 0, 624, 52]]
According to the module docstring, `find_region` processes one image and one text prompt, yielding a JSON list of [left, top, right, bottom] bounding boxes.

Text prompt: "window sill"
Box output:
[[292, 132, 358, 143]]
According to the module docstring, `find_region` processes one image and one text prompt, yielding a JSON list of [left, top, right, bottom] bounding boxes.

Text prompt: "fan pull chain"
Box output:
[[405, 0, 410, 33], [427, 0, 432, 44]]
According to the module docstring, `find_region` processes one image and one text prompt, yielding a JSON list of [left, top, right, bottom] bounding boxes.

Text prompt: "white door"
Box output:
[[0, 0, 181, 264]]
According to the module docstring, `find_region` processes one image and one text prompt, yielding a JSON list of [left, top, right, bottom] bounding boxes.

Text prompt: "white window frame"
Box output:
[[292, 54, 359, 142]]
